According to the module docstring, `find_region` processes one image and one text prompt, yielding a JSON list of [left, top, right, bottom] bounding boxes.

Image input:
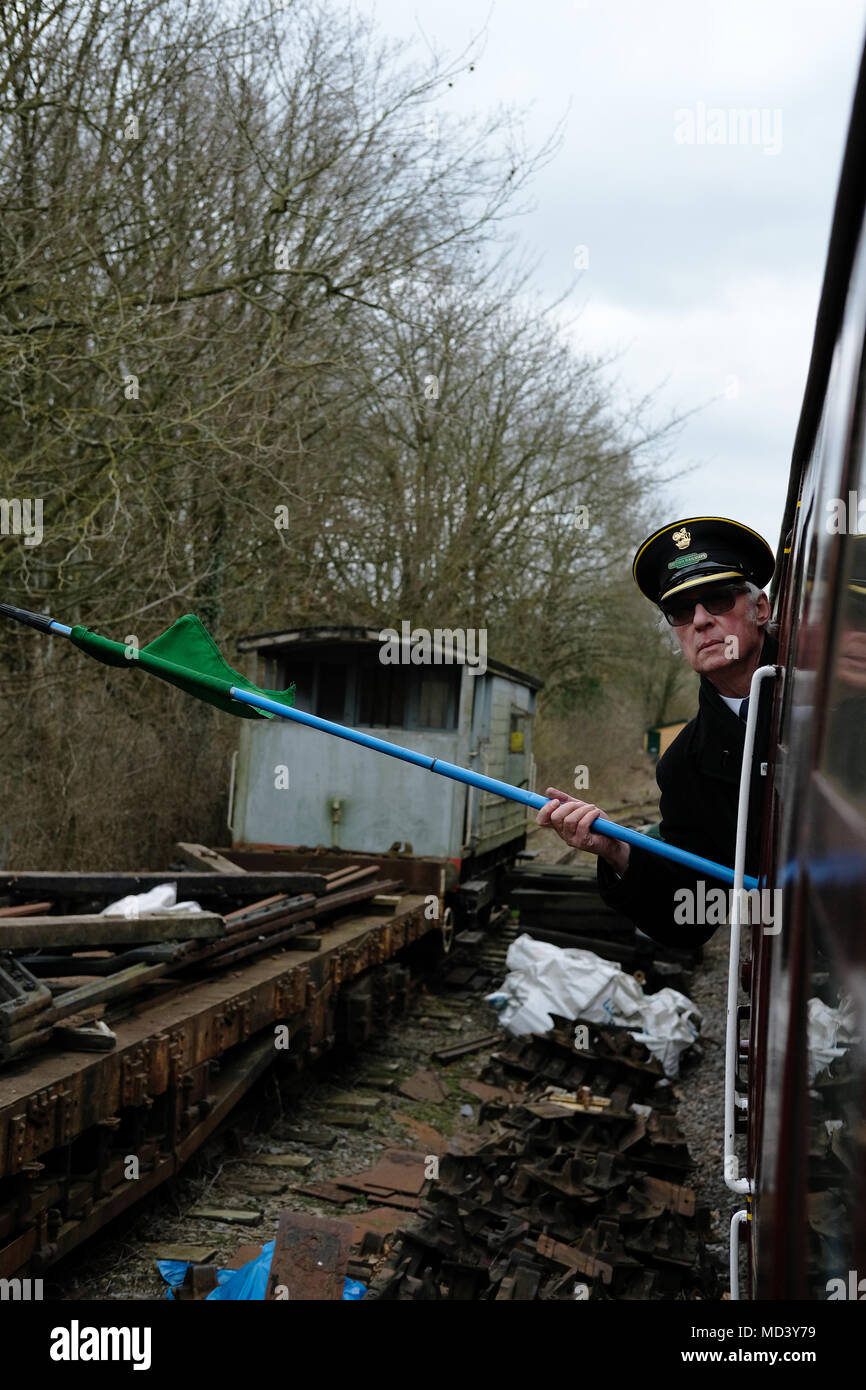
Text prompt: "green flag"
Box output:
[[68, 613, 294, 720]]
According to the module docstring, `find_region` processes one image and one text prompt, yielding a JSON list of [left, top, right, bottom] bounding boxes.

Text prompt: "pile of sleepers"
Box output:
[[367, 1015, 719, 1300], [504, 858, 698, 994]]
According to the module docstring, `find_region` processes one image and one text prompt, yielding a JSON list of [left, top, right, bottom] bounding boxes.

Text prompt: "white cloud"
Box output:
[[352, 0, 865, 552]]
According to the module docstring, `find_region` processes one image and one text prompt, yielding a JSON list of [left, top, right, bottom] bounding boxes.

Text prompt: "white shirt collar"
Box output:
[[718, 691, 746, 714]]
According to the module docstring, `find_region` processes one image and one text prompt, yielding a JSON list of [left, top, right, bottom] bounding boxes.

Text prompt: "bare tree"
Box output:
[[0, 0, 681, 867], [303, 268, 680, 698]]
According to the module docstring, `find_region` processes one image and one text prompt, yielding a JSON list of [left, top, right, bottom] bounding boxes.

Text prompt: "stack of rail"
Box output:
[[0, 853, 404, 1065], [0, 842, 441, 1279]]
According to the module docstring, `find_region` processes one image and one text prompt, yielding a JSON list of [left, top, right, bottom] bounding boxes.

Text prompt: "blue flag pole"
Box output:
[[0, 602, 758, 891], [229, 687, 759, 891]]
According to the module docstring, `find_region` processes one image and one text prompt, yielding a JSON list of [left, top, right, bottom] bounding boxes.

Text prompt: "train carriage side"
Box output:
[[749, 38, 866, 1300]]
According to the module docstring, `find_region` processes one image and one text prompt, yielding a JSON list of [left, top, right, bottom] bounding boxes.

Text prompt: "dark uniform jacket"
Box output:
[[596, 632, 778, 947]]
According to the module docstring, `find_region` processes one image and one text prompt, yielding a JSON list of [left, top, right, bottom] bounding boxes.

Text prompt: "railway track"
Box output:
[[0, 846, 721, 1298], [0, 850, 444, 1280]]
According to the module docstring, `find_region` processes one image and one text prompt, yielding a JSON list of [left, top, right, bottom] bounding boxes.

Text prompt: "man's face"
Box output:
[[664, 583, 769, 677]]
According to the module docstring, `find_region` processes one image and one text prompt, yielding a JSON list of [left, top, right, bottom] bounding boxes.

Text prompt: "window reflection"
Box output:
[[805, 532, 866, 1297], [823, 535, 866, 806]]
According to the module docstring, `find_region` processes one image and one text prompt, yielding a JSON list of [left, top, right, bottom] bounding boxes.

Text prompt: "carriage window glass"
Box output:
[[357, 663, 407, 727], [800, 379, 866, 1295], [412, 668, 461, 730], [819, 531, 866, 811], [316, 661, 348, 722], [509, 710, 527, 753], [417, 674, 453, 729], [285, 658, 313, 712]]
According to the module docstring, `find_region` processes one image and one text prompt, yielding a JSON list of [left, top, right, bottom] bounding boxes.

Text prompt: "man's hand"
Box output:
[[535, 787, 631, 876]]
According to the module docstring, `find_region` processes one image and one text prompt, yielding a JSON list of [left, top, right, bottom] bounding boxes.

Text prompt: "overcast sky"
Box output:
[[352, 0, 865, 559]]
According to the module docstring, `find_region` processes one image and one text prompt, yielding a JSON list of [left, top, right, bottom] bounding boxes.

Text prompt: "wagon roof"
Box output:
[[236, 625, 544, 690]]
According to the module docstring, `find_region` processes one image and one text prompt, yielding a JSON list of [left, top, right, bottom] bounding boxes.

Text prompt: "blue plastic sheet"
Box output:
[[205, 1239, 275, 1301], [158, 1259, 189, 1297], [158, 1258, 236, 1300], [158, 1243, 366, 1301]]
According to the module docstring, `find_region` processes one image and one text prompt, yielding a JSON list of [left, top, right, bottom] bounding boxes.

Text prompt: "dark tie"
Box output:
[[739, 697, 750, 721]]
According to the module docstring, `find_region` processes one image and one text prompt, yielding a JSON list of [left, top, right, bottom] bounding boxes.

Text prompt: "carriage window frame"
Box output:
[[264, 645, 461, 731]]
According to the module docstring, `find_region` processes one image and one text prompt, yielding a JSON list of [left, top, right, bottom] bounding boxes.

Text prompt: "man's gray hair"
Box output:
[[742, 580, 763, 616]]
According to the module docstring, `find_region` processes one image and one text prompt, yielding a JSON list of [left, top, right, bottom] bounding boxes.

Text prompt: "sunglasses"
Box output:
[[661, 582, 748, 627]]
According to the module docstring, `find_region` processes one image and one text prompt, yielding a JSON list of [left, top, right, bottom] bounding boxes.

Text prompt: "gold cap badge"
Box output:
[[672, 527, 691, 550]]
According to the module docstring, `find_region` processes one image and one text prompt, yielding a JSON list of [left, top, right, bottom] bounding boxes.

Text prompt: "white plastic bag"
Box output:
[[806, 995, 857, 1084], [486, 934, 700, 1077], [100, 882, 203, 918]]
